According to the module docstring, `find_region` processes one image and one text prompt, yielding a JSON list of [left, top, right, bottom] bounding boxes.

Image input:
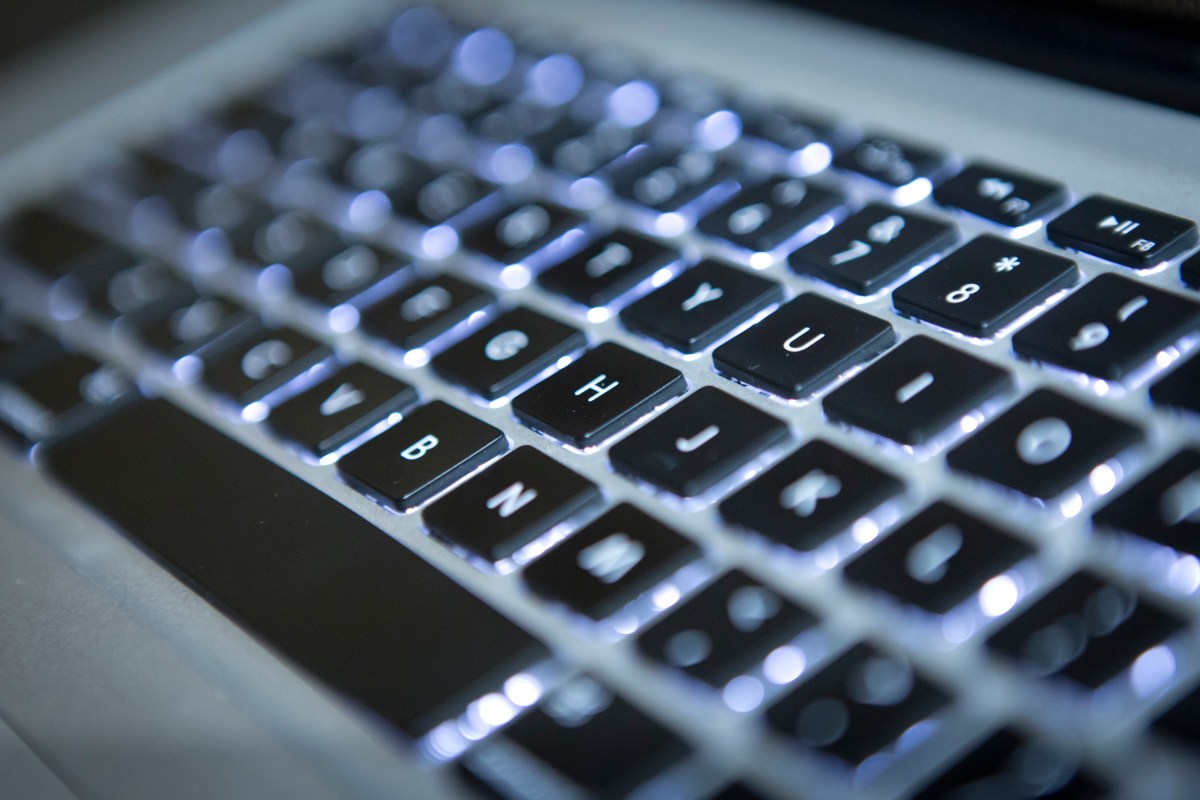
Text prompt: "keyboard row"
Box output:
[[12, 345, 1200, 799], [7, 201, 1200, 427]]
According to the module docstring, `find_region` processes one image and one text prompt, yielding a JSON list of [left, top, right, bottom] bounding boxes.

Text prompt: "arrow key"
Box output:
[[269, 362, 418, 459], [1048, 195, 1198, 268]]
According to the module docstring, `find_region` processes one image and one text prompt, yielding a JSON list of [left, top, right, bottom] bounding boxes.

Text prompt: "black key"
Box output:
[[537, 230, 681, 308], [638, 571, 817, 687], [462, 675, 689, 798], [736, 101, 842, 161], [894, 235, 1079, 337], [424, 446, 601, 561], [620, 260, 783, 354], [73, 259, 185, 319], [3, 207, 107, 277], [433, 307, 584, 400], [610, 387, 790, 497], [339, 400, 507, 511], [1094, 450, 1200, 556], [524, 503, 700, 620], [914, 729, 1105, 799], [529, 116, 643, 177], [393, 168, 496, 228], [128, 292, 252, 359], [200, 325, 332, 408], [946, 389, 1142, 501], [268, 363, 417, 459], [790, 203, 958, 294], [290, 243, 407, 309], [933, 162, 1068, 227], [218, 100, 294, 153], [1048, 194, 1198, 268], [1153, 685, 1200, 750], [459, 200, 585, 267], [697, 176, 844, 254], [608, 145, 739, 214], [843, 503, 1034, 614], [360, 275, 494, 351], [833, 133, 947, 188], [1013, 273, 1200, 380], [766, 643, 951, 764], [987, 572, 1184, 688], [713, 293, 896, 399], [1184, 250, 1200, 288], [1, 351, 134, 441], [823, 335, 1012, 446], [721, 440, 904, 551], [227, 211, 348, 276], [512, 343, 685, 448], [1150, 353, 1200, 415], [43, 399, 543, 738], [708, 783, 773, 800]]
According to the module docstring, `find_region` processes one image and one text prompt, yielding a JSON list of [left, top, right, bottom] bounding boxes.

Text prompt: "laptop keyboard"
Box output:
[[2, 5, 1200, 798]]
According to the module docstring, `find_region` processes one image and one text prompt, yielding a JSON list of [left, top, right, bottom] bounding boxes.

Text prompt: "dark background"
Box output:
[[782, 0, 1200, 115], [5, 1, 1199, 115]]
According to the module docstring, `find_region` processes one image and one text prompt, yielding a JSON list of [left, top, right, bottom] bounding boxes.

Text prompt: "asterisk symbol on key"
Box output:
[[993, 256, 1020, 272]]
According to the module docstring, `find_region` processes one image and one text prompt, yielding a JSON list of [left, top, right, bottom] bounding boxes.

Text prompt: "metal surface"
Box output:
[[1, 0, 1199, 798]]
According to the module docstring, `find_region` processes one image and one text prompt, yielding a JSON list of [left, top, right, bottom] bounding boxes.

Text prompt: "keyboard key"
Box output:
[[736, 101, 842, 162], [432, 307, 585, 400], [721, 440, 904, 551], [424, 446, 601, 562], [1184, 250, 1200, 288], [609, 387, 790, 497], [987, 572, 1184, 688], [608, 145, 739, 214], [200, 325, 332, 408], [1094, 450, 1200, 556], [43, 399, 543, 738], [933, 162, 1068, 227], [638, 571, 817, 687], [946, 389, 1142, 501], [128, 292, 252, 359], [713, 293, 896, 399], [3, 207, 107, 277], [267, 362, 417, 458], [697, 176, 844, 255], [462, 675, 689, 798], [1150, 352, 1200, 415], [291, 244, 407, 309], [1048, 195, 1198, 268], [789, 203, 958, 295], [228, 211, 348, 275], [893, 235, 1079, 337], [529, 116, 643, 177], [1, 350, 134, 441], [360, 274, 493, 351], [460, 200, 585, 267], [766, 643, 951, 764], [524, 503, 700, 620], [400, 168, 497, 227], [1153, 685, 1200, 750], [537, 230, 680, 308], [913, 728, 1105, 799], [512, 343, 685, 448], [620, 260, 783, 354], [843, 503, 1034, 614], [1013, 273, 1200, 380], [73, 259, 184, 319], [339, 400, 507, 511], [833, 133, 947, 188], [823, 335, 1012, 446]]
